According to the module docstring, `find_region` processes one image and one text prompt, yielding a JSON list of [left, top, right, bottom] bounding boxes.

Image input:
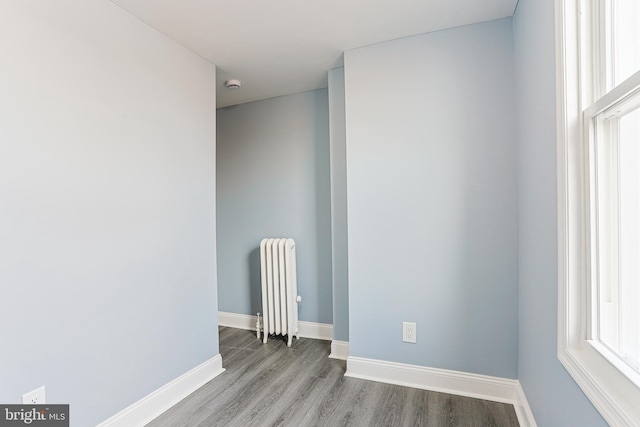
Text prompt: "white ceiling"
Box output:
[[111, 0, 517, 108]]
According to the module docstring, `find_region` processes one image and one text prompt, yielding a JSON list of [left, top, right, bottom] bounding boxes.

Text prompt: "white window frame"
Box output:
[[557, 0, 640, 425]]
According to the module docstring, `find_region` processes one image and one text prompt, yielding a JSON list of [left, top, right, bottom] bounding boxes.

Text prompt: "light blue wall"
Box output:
[[513, 0, 607, 424], [328, 67, 349, 341], [344, 18, 518, 378], [0, 2, 218, 426], [216, 90, 333, 324]]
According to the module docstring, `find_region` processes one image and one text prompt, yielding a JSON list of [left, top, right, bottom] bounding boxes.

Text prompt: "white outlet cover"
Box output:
[[22, 386, 46, 405], [403, 321, 416, 343]]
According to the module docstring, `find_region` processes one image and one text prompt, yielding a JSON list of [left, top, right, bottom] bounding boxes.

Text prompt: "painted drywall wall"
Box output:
[[0, 2, 218, 425], [217, 90, 332, 324], [513, 0, 607, 424], [344, 18, 518, 378], [328, 67, 349, 342]]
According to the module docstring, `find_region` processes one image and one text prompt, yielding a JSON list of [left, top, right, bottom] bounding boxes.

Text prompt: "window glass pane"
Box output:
[[611, 0, 640, 87], [596, 116, 619, 351], [619, 107, 640, 370], [595, 97, 640, 374]]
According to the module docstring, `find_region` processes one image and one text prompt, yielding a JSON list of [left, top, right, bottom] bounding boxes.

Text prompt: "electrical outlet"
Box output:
[[403, 322, 416, 343], [22, 386, 45, 405]]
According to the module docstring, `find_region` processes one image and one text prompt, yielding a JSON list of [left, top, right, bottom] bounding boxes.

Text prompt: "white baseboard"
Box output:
[[218, 311, 333, 341], [346, 356, 536, 426], [97, 354, 225, 427], [218, 311, 257, 330], [298, 320, 333, 341], [346, 356, 518, 404], [514, 382, 538, 427], [329, 340, 350, 360]]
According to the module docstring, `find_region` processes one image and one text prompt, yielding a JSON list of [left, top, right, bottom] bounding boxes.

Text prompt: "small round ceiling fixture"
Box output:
[[225, 79, 242, 89]]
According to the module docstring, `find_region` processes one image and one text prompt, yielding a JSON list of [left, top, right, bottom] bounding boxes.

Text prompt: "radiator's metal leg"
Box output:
[[287, 334, 293, 347]]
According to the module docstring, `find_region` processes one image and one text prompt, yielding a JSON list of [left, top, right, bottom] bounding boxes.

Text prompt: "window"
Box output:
[[558, 0, 640, 425], [589, 77, 640, 382]]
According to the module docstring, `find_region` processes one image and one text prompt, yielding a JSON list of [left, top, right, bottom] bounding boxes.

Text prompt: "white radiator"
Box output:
[[258, 238, 301, 347]]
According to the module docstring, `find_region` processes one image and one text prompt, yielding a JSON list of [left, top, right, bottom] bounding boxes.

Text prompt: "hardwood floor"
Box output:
[[147, 327, 519, 427]]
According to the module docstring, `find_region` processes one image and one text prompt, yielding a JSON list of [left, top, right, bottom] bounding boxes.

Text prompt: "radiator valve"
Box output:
[[256, 313, 261, 340]]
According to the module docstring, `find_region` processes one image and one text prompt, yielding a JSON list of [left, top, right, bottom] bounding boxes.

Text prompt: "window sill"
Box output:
[[558, 342, 640, 425]]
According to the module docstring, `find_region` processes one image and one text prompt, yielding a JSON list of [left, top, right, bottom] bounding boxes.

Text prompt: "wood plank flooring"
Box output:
[[147, 327, 519, 427]]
